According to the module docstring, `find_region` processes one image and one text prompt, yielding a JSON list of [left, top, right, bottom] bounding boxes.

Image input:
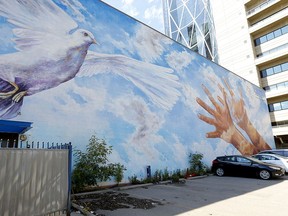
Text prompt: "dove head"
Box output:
[[73, 29, 97, 47]]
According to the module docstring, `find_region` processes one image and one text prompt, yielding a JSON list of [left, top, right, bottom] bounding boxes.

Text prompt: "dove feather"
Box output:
[[0, 0, 77, 50], [79, 51, 181, 110]]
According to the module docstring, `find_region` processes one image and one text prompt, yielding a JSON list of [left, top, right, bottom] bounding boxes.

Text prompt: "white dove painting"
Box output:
[[0, 0, 275, 178], [0, 0, 180, 119]]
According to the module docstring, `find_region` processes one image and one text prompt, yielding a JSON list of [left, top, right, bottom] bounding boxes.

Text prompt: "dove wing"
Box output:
[[0, 0, 78, 51], [78, 51, 181, 111]]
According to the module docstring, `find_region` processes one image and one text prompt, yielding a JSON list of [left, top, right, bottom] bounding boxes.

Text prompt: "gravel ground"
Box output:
[[72, 190, 163, 215]]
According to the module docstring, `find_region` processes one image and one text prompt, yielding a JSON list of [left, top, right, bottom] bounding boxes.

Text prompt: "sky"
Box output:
[[101, 0, 164, 33]]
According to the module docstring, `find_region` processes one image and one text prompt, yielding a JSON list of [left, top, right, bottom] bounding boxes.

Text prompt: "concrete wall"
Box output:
[[0, 0, 275, 179]]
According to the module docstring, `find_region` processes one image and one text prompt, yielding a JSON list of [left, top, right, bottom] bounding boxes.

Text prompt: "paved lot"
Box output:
[[96, 175, 288, 216]]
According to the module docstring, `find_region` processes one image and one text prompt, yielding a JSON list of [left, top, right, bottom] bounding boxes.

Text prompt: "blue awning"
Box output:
[[0, 120, 32, 134]]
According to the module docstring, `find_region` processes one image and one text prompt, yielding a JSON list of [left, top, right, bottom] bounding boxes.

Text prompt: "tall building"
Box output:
[[162, 0, 218, 62], [211, 0, 288, 148]]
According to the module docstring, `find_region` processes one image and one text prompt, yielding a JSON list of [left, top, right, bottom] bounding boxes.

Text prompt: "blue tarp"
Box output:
[[0, 120, 32, 134]]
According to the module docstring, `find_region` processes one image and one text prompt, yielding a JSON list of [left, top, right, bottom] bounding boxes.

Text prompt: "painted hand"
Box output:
[[196, 84, 236, 144]]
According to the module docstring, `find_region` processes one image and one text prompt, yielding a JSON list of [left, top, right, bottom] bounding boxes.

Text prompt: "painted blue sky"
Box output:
[[0, 0, 274, 178]]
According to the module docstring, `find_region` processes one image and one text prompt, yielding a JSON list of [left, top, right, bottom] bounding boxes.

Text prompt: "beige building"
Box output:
[[211, 0, 288, 148]]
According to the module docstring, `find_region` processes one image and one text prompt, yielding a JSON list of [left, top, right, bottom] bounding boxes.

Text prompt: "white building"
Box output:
[[211, 0, 288, 148]]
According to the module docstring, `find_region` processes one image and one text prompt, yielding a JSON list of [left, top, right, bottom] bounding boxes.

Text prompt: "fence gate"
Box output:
[[0, 141, 72, 216]]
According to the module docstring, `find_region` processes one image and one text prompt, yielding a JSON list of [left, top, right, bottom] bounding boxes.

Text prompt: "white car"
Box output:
[[253, 154, 288, 173]]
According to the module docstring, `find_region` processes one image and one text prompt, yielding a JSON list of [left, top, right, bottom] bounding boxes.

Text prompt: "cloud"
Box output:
[[19, 78, 110, 141], [122, 0, 134, 5], [170, 134, 189, 168], [108, 95, 165, 160], [59, 0, 87, 22], [144, 5, 162, 20], [131, 25, 171, 63], [165, 50, 194, 71], [121, 0, 139, 17]]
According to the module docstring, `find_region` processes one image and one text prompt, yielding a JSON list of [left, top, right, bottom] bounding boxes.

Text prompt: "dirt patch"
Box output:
[[73, 191, 163, 214]]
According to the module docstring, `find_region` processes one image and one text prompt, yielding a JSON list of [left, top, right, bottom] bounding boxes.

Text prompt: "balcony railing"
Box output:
[[250, 6, 288, 27], [246, 0, 276, 15], [256, 42, 288, 58]]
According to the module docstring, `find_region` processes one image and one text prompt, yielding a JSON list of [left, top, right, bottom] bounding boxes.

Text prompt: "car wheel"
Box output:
[[259, 170, 271, 180], [215, 167, 224, 176]]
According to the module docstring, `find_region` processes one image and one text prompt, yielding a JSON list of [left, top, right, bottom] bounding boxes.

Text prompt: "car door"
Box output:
[[221, 156, 239, 175], [235, 156, 254, 176], [225, 156, 247, 176], [260, 155, 283, 167]]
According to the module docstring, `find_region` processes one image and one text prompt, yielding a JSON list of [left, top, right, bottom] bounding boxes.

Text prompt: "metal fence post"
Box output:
[[67, 142, 72, 216]]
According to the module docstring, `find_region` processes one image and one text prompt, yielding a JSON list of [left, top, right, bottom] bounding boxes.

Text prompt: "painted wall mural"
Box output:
[[0, 0, 274, 178]]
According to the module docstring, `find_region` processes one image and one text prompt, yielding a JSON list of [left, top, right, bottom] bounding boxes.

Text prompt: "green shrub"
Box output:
[[71, 135, 125, 192], [162, 168, 170, 181], [188, 153, 207, 175], [128, 175, 141, 184]]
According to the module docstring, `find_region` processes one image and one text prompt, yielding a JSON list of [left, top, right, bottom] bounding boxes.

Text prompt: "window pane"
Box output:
[[260, 69, 267, 78], [266, 68, 274, 76], [268, 104, 274, 112], [269, 85, 277, 91], [281, 25, 288, 34], [281, 101, 288, 110], [266, 32, 274, 40], [281, 62, 288, 71], [254, 38, 260, 46], [277, 82, 285, 90], [273, 103, 281, 111], [274, 65, 282, 73], [274, 29, 282, 37], [259, 36, 267, 43]]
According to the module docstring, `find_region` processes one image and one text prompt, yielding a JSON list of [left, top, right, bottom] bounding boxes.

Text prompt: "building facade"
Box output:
[[211, 0, 288, 148], [162, 0, 218, 62]]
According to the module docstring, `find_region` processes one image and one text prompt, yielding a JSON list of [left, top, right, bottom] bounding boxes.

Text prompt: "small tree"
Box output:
[[114, 163, 126, 186], [188, 153, 207, 176], [72, 135, 120, 192]]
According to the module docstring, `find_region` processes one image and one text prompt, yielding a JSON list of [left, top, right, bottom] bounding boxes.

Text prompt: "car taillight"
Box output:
[[212, 159, 218, 165]]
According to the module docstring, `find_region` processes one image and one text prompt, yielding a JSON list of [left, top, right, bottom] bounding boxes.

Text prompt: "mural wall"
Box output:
[[0, 0, 275, 178]]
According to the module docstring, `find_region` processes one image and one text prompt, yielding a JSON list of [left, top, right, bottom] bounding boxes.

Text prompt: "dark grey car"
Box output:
[[211, 155, 285, 180]]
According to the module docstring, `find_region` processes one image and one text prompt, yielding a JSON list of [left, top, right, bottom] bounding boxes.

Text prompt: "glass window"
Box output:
[[273, 102, 282, 111], [266, 32, 274, 41], [269, 85, 277, 91], [281, 62, 288, 71], [281, 25, 288, 34], [277, 82, 285, 89], [266, 68, 274, 76], [268, 104, 273, 112], [254, 38, 261, 46], [274, 65, 282, 73], [281, 101, 288, 110], [274, 29, 282, 37], [237, 157, 250, 163], [260, 69, 267, 78], [259, 36, 267, 43]]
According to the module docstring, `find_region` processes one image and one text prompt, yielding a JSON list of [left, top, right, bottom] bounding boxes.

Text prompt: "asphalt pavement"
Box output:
[[95, 175, 288, 216]]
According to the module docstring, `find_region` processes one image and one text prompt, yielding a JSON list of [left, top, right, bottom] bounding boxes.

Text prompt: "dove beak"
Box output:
[[93, 39, 99, 45]]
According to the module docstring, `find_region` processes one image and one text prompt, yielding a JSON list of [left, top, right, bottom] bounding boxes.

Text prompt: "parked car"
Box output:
[[258, 149, 288, 157], [211, 155, 285, 180], [252, 153, 288, 173]]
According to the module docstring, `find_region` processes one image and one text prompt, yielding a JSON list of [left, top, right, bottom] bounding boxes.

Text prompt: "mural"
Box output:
[[0, 0, 274, 178]]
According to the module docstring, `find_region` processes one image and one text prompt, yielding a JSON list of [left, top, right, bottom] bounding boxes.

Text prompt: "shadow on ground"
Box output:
[[72, 175, 288, 216]]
